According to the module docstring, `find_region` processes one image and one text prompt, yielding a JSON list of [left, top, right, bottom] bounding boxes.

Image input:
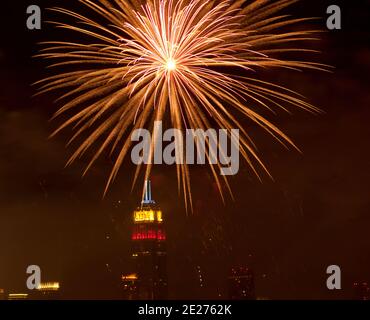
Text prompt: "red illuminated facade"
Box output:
[[132, 224, 166, 241]]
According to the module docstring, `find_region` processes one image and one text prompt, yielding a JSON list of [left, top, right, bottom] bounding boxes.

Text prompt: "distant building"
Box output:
[[228, 266, 255, 300], [126, 180, 168, 299], [353, 281, 370, 300], [32, 282, 60, 300], [196, 265, 204, 289], [8, 293, 29, 300], [0, 289, 6, 300], [193, 265, 209, 299], [121, 273, 138, 300]]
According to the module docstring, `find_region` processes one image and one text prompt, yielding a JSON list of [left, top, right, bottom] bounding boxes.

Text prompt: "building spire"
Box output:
[[142, 180, 155, 205]]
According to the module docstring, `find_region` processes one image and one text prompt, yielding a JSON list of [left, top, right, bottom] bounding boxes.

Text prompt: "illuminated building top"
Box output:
[[141, 180, 155, 205], [132, 180, 165, 240], [134, 179, 163, 223], [134, 209, 162, 223]]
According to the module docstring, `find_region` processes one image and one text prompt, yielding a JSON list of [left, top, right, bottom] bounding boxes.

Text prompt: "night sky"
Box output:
[[0, 0, 369, 299]]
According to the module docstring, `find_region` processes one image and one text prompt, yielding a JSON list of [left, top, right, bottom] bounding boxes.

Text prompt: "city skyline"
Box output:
[[0, 0, 369, 300]]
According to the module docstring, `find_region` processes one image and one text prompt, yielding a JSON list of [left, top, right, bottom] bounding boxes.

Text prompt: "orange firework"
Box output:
[[35, 0, 328, 210]]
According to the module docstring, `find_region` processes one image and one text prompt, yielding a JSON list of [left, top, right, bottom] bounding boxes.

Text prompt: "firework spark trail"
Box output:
[[35, 0, 328, 211]]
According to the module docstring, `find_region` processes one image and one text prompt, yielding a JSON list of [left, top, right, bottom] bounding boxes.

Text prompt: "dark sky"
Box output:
[[0, 0, 369, 299]]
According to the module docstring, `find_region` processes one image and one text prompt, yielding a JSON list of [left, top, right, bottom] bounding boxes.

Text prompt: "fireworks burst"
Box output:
[[35, 0, 327, 210]]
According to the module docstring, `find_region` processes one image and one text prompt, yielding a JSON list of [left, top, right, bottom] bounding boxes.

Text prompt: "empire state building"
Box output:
[[122, 180, 168, 299]]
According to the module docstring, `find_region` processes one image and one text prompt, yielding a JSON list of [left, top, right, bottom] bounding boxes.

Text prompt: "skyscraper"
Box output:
[[353, 281, 370, 300], [228, 266, 255, 300], [128, 180, 168, 299]]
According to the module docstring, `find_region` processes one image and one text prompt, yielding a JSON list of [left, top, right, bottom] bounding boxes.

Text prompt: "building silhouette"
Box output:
[[122, 180, 168, 299], [228, 266, 255, 300], [7, 293, 29, 300], [121, 273, 138, 300], [353, 281, 370, 300]]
